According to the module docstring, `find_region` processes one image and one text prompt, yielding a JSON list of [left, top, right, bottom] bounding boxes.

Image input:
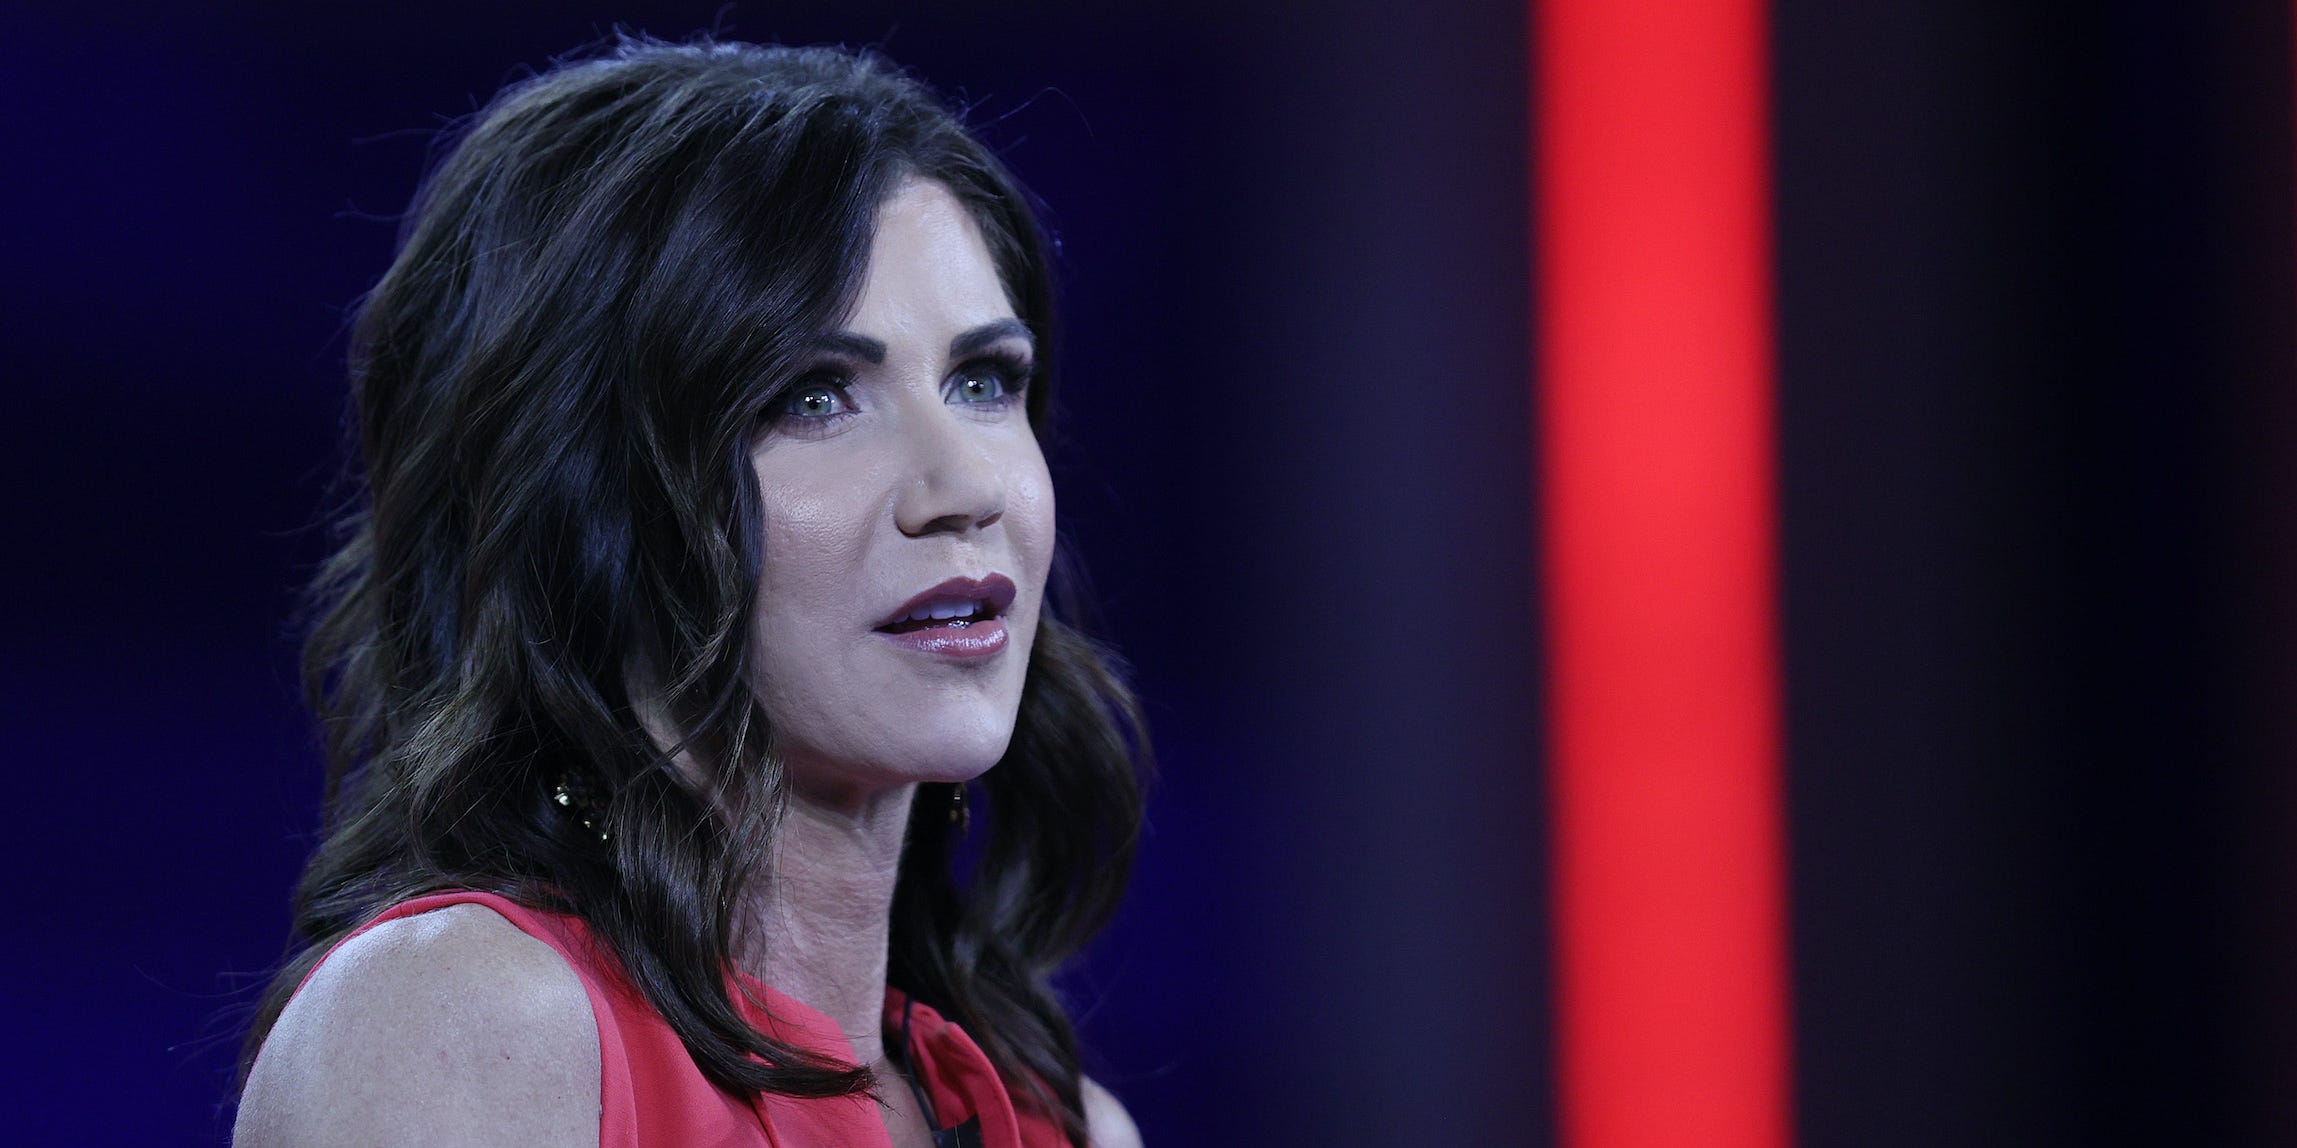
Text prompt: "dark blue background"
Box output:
[[6, 1, 2297, 1145], [0, 3, 1540, 1144]]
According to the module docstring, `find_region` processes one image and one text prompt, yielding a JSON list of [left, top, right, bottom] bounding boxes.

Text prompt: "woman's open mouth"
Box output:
[[873, 574, 1016, 660], [877, 598, 999, 633]]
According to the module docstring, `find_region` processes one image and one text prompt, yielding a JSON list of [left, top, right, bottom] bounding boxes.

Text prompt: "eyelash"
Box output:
[[763, 351, 1034, 435], [947, 350, 1034, 409]]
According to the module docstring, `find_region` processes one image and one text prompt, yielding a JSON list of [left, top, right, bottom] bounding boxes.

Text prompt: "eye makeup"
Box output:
[[758, 341, 1035, 439]]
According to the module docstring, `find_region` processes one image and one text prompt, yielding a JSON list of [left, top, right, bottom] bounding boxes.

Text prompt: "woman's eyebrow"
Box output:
[[811, 320, 1029, 364], [949, 318, 1032, 359], [814, 331, 888, 364]]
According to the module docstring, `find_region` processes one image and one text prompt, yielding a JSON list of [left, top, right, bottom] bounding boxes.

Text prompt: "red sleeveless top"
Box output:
[[301, 890, 1072, 1148]]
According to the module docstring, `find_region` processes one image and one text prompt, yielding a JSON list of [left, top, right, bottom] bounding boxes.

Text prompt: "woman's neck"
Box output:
[[735, 776, 918, 1067]]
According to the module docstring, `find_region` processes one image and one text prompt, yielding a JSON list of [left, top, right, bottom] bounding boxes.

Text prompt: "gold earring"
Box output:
[[949, 783, 971, 836], [552, 780, 611, 843]]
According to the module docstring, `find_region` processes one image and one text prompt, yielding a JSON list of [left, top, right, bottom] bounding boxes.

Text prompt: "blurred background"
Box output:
[[2, 1, 2293, 1144]]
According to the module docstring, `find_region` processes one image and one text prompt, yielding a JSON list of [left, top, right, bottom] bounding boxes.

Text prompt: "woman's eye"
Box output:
[[955, 373, 1003, 403], [779, 381, 851, 420], [950, 361, 1027, 405]]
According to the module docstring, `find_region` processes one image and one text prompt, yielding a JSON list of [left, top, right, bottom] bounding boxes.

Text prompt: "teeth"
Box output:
[[903, 599, 986, 624]]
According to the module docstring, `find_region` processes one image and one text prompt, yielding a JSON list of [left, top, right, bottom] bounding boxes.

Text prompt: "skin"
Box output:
[[234, 179, 1139, 1148], [737, 174, 1056, 1147]]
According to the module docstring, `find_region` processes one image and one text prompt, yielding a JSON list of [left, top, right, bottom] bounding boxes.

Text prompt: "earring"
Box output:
[[552, 779, 611, 843], [949, 783, 971, 836]]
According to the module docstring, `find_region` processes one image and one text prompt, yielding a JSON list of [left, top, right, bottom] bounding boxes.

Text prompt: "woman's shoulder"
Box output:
[[1081, 1076, 1142, 1148], [234, 902, 601, 1147]]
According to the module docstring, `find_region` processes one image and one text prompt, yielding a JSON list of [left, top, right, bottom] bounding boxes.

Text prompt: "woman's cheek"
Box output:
[[1012, 445, 1057, 587]]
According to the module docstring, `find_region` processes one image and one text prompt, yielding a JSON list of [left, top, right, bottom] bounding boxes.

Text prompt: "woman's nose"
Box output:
[[893, 405, 1006, 538]]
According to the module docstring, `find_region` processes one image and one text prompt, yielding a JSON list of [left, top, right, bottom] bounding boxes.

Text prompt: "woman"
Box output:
[[233, 35, 1147, 1148]]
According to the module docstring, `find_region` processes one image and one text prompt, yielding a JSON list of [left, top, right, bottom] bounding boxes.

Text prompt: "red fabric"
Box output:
[[297, 890, 1071, 1148]]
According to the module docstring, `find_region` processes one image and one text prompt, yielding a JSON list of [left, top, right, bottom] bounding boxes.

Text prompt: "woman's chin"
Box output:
[[883, 695, 1020, 772], [892, 723, 1017, 785], [782, 718, 1016, 795]]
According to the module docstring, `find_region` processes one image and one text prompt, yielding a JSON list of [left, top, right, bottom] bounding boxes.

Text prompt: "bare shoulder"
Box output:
[[234, 902, 600, 1148], [1081, 1076, 1142, 1148]]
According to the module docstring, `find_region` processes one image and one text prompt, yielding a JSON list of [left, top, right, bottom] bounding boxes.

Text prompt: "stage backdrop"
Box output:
[[2, 2, 2292, 1145]]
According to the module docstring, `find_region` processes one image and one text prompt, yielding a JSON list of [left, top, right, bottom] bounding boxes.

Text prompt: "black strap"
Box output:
[[897, 995, 982, 1148]]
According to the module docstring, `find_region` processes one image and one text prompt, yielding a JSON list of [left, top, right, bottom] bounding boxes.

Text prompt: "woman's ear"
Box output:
[[621, 650, 707, 783], [619, 649, 781, 833]]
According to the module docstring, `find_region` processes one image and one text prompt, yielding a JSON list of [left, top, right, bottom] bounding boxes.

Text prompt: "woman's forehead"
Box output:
[[839, 179, 1018, 346]]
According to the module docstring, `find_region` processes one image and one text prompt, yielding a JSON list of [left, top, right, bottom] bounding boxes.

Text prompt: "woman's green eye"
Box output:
[[955, 371, 1006, 402], [780, 382, 852, 420]]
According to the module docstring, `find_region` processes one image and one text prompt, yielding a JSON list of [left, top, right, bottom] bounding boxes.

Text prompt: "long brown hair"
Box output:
[[241, 35, 1147, 1144]]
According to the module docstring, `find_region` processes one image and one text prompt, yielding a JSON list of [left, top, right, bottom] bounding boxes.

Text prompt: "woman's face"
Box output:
[[746, 177, 1054, 804]]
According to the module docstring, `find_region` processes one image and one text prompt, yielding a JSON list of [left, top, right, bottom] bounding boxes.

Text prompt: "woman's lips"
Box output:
[[872, 573, 1016, 660], [875, 616, 1008, 660], [875, 574, 1018, 631]]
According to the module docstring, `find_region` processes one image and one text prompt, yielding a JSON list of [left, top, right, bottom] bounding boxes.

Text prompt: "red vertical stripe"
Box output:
[[1533, 2, 1791, 1146]]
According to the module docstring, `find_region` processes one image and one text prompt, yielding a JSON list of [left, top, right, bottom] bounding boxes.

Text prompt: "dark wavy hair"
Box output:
[[239, 35, 1147, 1144]]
